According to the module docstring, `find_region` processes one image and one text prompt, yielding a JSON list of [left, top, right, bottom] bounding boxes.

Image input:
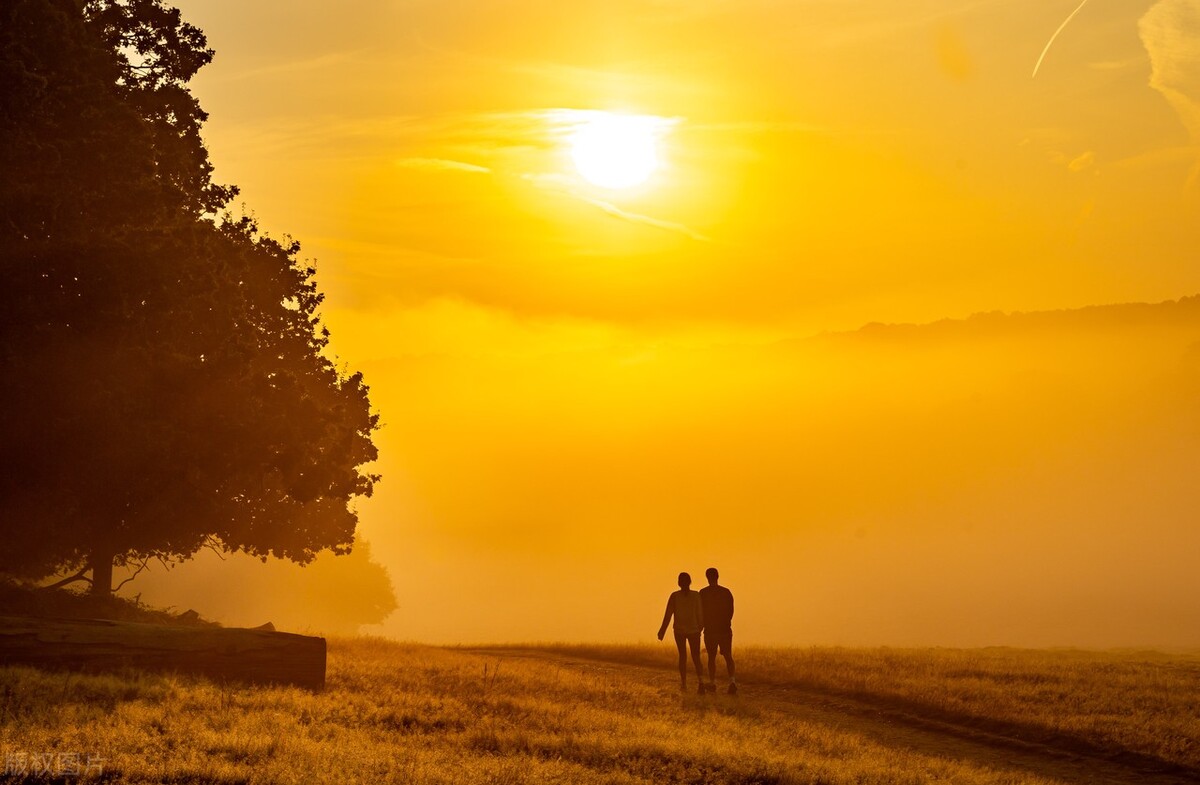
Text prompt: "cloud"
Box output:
[[202, 50, 372, 85], [686, 120, 829, 135], [519, 170, 710, 242], [1088, 55, 1149, 71], [1139, 0, 1200, 182], [540, 108, 681, 139], [576, 195, 712, 242], [1068, 150, 1096, 172], [1045, 149, 1096, 173], [395, 157, 491, 174]]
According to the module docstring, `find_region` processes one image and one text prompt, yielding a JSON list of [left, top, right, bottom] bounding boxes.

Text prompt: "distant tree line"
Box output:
[[0, 0, 381, 596]]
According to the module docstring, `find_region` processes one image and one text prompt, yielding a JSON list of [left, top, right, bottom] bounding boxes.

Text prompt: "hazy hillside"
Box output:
[[738, 295, 1200, 646]]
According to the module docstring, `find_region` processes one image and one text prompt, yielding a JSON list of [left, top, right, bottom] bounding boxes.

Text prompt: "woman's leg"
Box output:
[[688, 634, 705, 687], [674, 631, 688, 687]]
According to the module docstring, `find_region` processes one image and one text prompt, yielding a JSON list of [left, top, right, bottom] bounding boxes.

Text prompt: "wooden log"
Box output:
[[0, 615, 325, 690]]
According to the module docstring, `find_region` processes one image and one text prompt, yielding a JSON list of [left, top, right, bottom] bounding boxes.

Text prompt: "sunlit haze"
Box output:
[[134, 0, 1200, 648]]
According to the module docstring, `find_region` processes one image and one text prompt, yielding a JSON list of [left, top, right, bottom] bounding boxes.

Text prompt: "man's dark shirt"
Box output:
[[699, 585, 734, 631]]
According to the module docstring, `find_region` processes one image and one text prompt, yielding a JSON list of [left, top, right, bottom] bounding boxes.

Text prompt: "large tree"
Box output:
[[0, 0, 380, 595]]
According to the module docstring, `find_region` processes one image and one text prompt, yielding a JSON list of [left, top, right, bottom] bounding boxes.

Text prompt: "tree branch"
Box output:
[[202, 535, 226, 561], [112, 557, 150, 593], [40, 567, 92, 590]]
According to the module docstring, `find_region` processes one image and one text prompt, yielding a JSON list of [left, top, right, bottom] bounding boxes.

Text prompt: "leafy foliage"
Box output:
[[0, 0, 380, 591]]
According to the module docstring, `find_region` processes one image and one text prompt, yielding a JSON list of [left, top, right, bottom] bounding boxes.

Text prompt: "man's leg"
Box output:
[[706, 632, 718, 682], [722, 633, 737, 693]]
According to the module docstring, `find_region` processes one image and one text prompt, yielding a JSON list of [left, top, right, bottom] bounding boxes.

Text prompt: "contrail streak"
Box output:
[[1032, 0, 1094, 78]]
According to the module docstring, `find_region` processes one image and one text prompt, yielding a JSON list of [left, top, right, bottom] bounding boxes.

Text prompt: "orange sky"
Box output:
[[141, 0, 1200, 646]]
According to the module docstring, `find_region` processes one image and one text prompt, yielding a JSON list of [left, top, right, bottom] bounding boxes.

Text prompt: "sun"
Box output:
[[569, 113, 662, 190]]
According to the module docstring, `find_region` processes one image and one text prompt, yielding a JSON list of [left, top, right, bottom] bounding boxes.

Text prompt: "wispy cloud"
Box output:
[[577, 195, 712, 242], [1088, 55, 1149, 71], [1068, 150, 1096, 172], [685, 120, 828, 135], [1046, 149, 1097, 172], [1139, 0, 1200, 184], [395, 157, 491, 174], [540, 108, 681, 139], [214, 51, 366, 83], [520, 171, 711, 242]]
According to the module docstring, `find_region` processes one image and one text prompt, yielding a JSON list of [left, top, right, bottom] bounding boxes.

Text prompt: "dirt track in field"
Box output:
[[465, 647, 1200, 785]]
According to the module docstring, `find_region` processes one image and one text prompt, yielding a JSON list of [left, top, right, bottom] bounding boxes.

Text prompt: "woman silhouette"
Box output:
[[657, 572, 708, 694]]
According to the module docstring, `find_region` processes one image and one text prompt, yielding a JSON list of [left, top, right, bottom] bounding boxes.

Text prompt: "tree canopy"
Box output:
[[0, 0, 380, 595]]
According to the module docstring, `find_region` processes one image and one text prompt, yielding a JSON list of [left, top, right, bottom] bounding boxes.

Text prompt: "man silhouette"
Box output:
[[657, 572, 707, 694], [699, 567, 737, 694]]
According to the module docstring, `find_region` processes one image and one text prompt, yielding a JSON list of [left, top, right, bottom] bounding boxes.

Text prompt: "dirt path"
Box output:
[[464, 647, 1199, 785]]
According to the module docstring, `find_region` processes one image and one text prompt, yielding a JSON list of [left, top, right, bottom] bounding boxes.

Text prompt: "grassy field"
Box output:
[[529, 643, 1200, 772], [1, 637, 1198, 784]]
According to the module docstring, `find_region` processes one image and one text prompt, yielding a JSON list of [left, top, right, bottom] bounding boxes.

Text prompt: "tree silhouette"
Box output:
[[0, 0, 380, 595]]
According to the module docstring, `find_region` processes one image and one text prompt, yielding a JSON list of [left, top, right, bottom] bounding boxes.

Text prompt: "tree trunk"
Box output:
[[90, 548, 113, 597]]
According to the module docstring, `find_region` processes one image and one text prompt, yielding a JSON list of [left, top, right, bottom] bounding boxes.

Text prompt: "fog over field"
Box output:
[[136, 297, 1200, 648]]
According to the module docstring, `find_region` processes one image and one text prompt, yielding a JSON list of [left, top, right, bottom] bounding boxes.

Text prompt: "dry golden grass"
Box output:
[[532, 643, 1200, 771], [750, 646, 1200, 768], [1, 638, 1195, 783]]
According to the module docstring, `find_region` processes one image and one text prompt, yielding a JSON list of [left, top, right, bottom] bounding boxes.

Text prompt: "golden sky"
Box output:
[[145, 0, 1200, 646]]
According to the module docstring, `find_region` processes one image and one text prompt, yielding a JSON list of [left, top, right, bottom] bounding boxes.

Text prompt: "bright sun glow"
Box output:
[[569, 113, 661, 189]]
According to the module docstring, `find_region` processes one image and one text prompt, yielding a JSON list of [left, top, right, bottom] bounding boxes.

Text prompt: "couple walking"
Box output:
[[657, 567, 737, 695]]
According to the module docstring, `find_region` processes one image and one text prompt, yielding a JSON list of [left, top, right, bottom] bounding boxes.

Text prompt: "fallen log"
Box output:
[[0, 615, 325, 690]]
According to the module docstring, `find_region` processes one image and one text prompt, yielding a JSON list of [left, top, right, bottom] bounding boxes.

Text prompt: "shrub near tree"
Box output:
[[0, 0, 381, 596]]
